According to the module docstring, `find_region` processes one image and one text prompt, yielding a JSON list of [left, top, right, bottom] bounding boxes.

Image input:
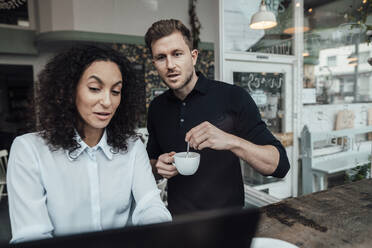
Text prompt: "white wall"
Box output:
[[37, 0, 219, 78], [302, 103, 372, 132], [38, 0, 74, 32], [37, 0, 218, 44]]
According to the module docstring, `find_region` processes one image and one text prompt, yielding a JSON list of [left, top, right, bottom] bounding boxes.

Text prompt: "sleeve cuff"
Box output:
[[131, 189, 172, 225], [10, 225, 53, 244], [271, 146, 290, 178]]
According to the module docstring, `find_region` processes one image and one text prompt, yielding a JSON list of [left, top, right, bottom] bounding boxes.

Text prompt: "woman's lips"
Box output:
[[94, 112, 111, 121]]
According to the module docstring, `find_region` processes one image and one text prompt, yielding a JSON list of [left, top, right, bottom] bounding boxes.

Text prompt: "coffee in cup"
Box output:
[[173, 152, 200, 176]]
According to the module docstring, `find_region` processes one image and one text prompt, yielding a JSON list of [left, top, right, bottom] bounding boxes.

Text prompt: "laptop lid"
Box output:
[[7, 207, 260, 248]]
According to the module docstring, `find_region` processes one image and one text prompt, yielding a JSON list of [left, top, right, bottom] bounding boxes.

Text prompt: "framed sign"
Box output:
[[233, 72, 284, 133]]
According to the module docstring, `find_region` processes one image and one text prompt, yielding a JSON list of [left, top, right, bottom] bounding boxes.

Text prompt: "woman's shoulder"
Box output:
[[12, 132, 47, 148], [126, 135, 144, 149], [115, 135, 145, 156]]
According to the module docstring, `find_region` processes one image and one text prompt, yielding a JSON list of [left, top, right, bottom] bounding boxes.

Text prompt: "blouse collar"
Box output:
[[66, 130, 114, 161]]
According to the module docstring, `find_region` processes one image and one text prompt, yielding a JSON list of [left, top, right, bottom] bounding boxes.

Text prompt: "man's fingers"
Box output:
[[159, 152, 176, 164], [188, 125, 210, 148], [155, 152, 179, 179], [191, 132, 209, 149], [197, 139, 212, 150], [158, 168, 178, 179], [156, 163, 176, 171], [156, 162, 178, 179], [186, 121, 210, 141]]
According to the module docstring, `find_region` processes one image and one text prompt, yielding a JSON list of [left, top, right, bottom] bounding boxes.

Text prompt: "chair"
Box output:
[[156, 178, 168, 206], [135, 128, 149, 146], [0, 149, 8, 203]]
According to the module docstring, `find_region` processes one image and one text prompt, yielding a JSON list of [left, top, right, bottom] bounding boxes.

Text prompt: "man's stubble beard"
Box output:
[[162, 69, 194, 92]]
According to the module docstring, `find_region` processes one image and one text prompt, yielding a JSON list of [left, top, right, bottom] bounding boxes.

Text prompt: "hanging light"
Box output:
[[250, 0, 277, 30], [302, 50, 310, 57], [349, 61, 358, 67], [284, 16, 310, 34], [348, 52, 358, 66], [347, 53, 358, 62]]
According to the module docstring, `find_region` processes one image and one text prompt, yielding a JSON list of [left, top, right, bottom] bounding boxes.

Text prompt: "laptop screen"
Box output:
[[7, 207, 260, 248]]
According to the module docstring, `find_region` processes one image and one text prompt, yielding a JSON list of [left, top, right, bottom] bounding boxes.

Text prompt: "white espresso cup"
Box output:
[[172, 152, 200, 176]]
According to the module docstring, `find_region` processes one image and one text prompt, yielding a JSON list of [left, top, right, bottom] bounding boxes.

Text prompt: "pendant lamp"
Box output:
[[250, 0, 277, 30]]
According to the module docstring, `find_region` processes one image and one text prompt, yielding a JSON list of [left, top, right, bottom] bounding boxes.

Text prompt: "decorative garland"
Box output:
[[188, 0, 201, 49], [0, 0, 26, 10]]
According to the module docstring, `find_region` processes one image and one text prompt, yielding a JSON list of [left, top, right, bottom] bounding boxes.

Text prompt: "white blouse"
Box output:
[[7, 131, 171, 243]]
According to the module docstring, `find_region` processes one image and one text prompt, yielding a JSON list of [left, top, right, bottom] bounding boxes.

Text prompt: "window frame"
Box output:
[[0, 0, 36, 30]]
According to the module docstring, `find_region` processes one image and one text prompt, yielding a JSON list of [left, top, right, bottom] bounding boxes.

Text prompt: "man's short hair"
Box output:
[[145, 19, 193, 55]]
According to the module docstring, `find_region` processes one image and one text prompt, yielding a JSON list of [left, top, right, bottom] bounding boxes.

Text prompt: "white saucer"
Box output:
[[250, 237, 299, 248]]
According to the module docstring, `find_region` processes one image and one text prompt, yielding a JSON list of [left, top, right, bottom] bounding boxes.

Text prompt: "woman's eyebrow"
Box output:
[[113, 81, 123, 86], [89, 75, 122, 86], [89, 75, 104, 84]]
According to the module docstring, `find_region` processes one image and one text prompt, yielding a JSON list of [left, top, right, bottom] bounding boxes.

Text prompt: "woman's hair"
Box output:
[[145, 19, 193, 54], [35, 44, 141, 153]]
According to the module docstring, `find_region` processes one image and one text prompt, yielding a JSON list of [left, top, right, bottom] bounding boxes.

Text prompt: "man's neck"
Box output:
[[174, 72, 198, 101]]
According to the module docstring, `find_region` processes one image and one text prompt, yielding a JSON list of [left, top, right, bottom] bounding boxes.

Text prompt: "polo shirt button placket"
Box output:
[[180, 101, 187, 128]]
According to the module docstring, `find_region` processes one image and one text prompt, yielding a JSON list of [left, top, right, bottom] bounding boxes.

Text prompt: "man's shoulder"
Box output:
[[203, 77, 254, 109], [205, 77, 246, 95], [149, 89, 170, 107]]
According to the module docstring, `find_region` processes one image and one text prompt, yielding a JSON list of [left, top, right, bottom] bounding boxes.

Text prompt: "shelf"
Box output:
[[310, 126, 372, 142], [312, 145, 344, 157], [301, 125, 372, 195], [312, 150, 370, 174]]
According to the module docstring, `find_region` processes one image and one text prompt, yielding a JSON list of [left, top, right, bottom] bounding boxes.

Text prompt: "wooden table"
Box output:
[[256, 179, 372, 248]]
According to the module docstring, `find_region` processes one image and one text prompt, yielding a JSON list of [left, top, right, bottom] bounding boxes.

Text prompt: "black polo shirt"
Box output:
[[146, 73, 290, 215]]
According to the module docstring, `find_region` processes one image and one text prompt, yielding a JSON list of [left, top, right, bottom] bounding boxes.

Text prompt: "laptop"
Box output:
[[6, 207, 260, 248]]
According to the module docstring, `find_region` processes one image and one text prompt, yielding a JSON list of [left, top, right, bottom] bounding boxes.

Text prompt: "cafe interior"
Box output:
[[0, 0, 372, 247]]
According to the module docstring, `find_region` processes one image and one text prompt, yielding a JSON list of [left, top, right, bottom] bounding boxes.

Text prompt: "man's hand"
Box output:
[[185, 121, 234, 151], [155, 152, 178, 179]]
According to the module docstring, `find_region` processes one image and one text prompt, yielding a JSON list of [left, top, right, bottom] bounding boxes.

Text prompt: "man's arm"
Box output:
[[185, 121, 280, 176], [146, 102, 178, 180]]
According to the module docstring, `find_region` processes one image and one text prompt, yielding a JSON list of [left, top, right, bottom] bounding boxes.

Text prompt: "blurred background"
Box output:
[[0, 0, 372, 243]]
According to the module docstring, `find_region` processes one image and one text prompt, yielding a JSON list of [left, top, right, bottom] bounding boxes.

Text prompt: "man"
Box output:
[[145, 19, 290, 216]]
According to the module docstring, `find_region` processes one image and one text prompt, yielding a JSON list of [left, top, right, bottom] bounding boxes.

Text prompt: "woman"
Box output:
[[6, 45, 171, 243]]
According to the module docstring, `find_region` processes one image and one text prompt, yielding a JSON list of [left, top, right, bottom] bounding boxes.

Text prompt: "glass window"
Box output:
[[359, 51, 370, 64], [223, 0, 293, 55], [303, 0, 372, 104], [327, 56, 337, 67]]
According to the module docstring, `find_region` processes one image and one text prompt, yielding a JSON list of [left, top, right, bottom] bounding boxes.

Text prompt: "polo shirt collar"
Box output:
[[66, 129, 113, 161], [165, 72, 209, 100], [193, 72, 209, 95]]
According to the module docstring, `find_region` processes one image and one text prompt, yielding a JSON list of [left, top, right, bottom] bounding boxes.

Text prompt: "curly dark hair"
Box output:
[[35, 44, 142, 153]]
